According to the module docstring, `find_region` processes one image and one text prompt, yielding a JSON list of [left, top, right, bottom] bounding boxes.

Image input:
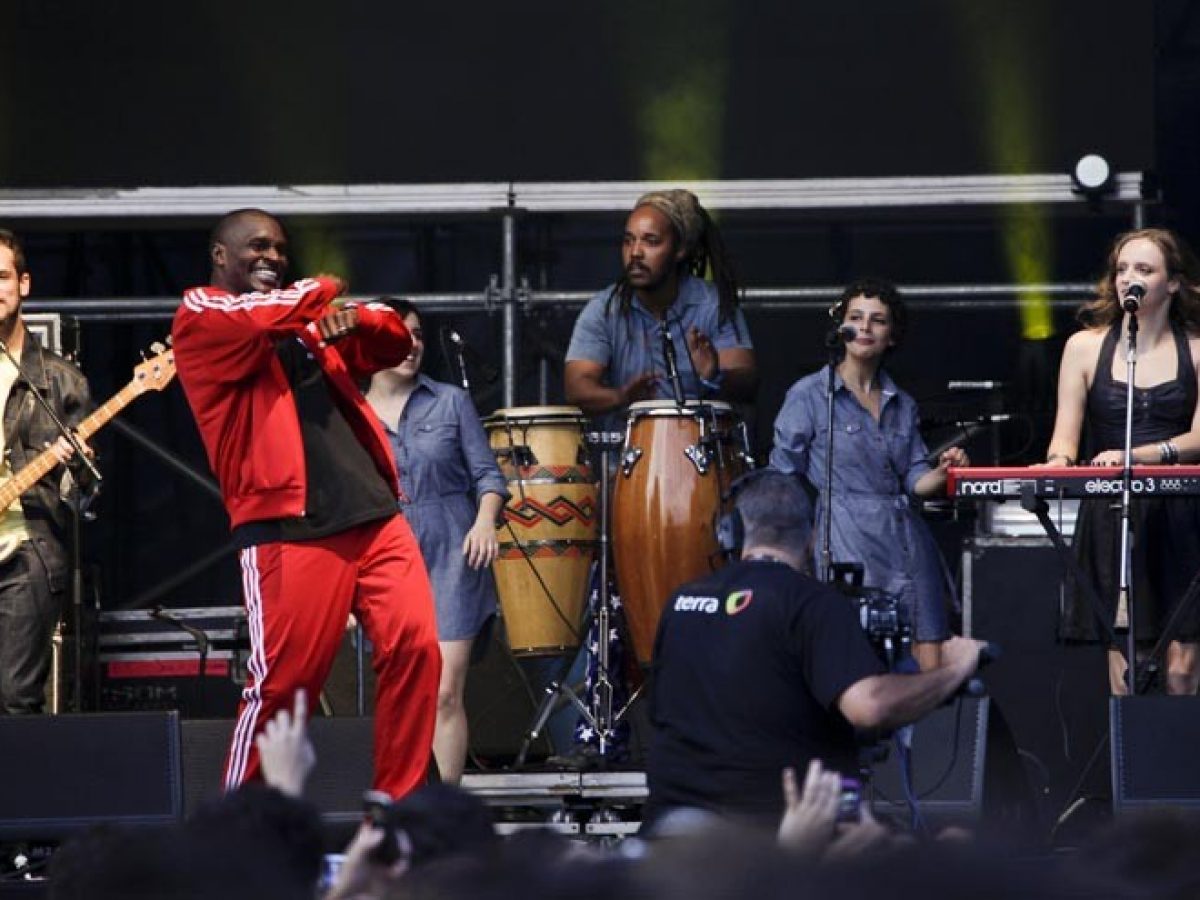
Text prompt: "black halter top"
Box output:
[[1085, 319, 1197, 453]]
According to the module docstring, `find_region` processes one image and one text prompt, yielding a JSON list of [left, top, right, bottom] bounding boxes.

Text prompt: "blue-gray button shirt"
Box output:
[[768, 366, 949, 641], [566, 275, 753, 432], [378, 375, 510, 641]]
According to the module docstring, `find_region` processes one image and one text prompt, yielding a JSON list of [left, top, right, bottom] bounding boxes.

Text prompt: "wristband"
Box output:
[[699, 368, 725, 394]]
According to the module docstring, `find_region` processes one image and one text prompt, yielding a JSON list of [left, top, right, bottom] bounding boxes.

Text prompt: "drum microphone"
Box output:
[[659, 322, 686, 407], [1123, 282, 1146, 313]]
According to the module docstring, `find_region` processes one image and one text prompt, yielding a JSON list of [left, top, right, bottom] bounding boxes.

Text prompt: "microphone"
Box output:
[[659, 322, 686, 407], [1123, 282, 1146, 313], [443, 328, 499, 385], [924, 416, 1012, 464], [446, 329, 470, 391], [922, 413, 1014, 427], [947, 380, 1006, 392], [824, 324, 857, 348]]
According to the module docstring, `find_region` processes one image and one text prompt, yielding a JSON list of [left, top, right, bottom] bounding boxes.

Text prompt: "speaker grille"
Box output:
[[0, 712, 182, 840], [1111, 696, 1200, 813]]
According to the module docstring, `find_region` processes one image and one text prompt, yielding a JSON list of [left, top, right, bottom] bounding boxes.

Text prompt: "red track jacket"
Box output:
[[171, 277, 412, 529]]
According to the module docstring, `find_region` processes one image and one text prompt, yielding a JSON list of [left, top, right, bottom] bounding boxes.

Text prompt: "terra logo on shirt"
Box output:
[[674, 590, 754, 616], [725, 589, 753, 615]]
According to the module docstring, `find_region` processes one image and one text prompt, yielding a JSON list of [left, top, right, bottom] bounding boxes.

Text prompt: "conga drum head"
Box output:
[[483, 405, 588, 426], [626, 399, 734, 418]]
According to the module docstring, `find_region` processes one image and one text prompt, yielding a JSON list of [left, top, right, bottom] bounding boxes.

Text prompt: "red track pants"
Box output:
[[224, 514, 440, 798]]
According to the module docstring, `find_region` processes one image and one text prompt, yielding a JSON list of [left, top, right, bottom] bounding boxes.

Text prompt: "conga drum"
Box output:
[[483, 406, 597, 656], [612, 400, 747, 665]]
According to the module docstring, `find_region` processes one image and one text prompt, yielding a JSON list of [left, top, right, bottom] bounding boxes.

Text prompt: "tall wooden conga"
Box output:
[[483, 406, 597, 656], [612, 400, 747, 665]]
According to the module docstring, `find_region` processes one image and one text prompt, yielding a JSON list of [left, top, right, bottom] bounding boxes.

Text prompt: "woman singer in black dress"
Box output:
[[1044, 228, 1200, 695]]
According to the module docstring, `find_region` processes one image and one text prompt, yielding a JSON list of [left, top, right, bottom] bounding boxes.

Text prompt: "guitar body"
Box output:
[[0, 344, 176, 564]]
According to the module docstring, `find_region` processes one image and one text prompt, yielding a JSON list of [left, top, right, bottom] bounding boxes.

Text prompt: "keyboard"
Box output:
[[947, 465, 1200, 499]]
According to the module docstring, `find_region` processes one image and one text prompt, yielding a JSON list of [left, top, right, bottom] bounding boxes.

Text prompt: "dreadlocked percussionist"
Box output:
[[564, 188, 758, 431]]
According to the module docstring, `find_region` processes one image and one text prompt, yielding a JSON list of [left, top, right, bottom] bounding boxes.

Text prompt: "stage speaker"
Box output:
[[1111, 696, 1200, 815], [964, 536, 1110, 810], [871, 697, 1036, 833], [464, 619, 555, 764], [182, 716, 374, 827], [0, 712, 182, 840]]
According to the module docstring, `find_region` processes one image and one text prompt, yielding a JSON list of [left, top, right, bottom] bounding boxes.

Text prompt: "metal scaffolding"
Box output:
[[12, 173, 1149, 407]]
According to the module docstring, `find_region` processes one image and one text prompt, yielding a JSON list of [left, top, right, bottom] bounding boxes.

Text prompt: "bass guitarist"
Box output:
[[0, 229, 92, 715]]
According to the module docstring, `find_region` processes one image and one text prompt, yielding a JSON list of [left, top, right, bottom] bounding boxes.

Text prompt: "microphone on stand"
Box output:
[[660, 321, 686, 407], [1123, 282, 1146, 313], [825, 324, 857, 348], [922, 413, 1014, 427], [924, 415, 1013, 465], [947, 380, 1006, 392], [446, 329, 471, 391]]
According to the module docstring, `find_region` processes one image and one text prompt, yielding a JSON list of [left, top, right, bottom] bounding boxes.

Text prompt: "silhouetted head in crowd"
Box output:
[[184, 782, 324, 894], [49, 814, 313, 900], [383, 782, 498, 870]]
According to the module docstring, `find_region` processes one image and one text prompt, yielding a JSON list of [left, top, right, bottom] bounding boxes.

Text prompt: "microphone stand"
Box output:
[[1118, 304, 1139, 694], [0, 335, 102, 711], [820, 329, 844, 582], [150, 606, 211, 713], [659, 321, 686, 408]]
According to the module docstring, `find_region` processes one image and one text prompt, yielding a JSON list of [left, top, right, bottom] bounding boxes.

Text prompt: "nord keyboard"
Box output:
[[947, 465, 1200, 499]]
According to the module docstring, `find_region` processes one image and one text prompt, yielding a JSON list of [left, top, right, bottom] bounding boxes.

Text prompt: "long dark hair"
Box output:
[[1078, 228, 1200, 331]]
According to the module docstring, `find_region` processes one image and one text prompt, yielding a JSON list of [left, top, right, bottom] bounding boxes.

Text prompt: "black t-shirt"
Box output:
[[645, 558, 886, 823], [232, 338, 397, 548]]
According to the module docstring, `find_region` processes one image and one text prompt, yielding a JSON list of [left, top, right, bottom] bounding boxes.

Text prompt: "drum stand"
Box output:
[[515, 431, 637, 766]]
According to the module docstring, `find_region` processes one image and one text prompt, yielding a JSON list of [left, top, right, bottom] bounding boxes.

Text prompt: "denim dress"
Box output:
[[769, 366, 950, 642], [378, 375, 509, 641]]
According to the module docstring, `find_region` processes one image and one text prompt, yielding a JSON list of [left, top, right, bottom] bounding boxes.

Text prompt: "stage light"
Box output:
[[1071, 154, 1114, 197]]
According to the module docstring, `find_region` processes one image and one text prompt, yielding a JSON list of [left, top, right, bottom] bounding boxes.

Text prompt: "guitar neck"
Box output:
[[0, 379, 141, 509]]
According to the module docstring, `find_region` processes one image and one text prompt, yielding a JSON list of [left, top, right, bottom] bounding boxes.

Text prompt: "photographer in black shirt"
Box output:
[[645, 470, 985, 825]]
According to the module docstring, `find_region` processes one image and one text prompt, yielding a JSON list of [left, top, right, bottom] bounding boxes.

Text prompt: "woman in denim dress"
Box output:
[[366, 299, 508, 782], [769, 279, 968, 671]]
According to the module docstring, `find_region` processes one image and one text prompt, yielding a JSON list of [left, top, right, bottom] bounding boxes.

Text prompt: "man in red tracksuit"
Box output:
[[171, 208, 440, 798]]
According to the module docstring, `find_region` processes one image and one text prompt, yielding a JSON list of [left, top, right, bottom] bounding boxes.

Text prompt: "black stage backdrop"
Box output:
[[1, 0, 1151, 186]]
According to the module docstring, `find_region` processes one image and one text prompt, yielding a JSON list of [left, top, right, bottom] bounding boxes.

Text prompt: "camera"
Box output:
[[362, 790, 402, 866], [837, 777, 863, 823]]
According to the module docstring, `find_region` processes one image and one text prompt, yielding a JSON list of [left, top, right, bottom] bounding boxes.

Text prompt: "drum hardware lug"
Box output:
[[684, 444, 710, 475], [621, 447, 643, 477], [513, 445, 537, 468]]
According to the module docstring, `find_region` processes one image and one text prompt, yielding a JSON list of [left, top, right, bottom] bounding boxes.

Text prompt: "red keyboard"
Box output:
[[947, 465, 1200, 499]]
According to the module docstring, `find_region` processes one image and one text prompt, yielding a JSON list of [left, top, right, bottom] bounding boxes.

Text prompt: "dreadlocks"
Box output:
[[605, 189, 743, 338]]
